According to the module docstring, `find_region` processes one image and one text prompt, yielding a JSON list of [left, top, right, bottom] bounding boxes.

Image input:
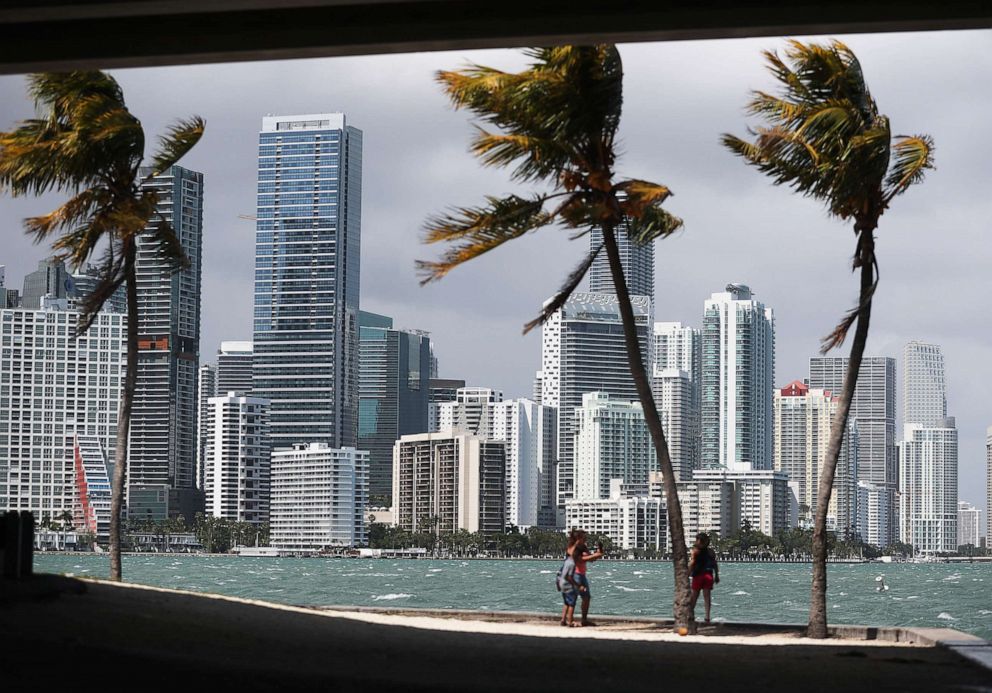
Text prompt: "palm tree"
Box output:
[[722, 39, 933, 638], [0, 71, 204, 581], [419, 46, 695, 629]]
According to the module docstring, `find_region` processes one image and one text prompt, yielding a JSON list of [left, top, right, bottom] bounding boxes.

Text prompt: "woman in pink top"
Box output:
[[566, 528, 604, 627]]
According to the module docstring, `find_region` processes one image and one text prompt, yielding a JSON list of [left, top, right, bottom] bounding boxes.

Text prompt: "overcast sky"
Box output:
[[1, 29, 989, 515]]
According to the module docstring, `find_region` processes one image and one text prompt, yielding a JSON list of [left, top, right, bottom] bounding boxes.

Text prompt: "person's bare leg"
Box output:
[[560, 604, 568, 625], [690, 588, 700, 620], [703, 589, 712, 623], [581, 596, 591, 625]]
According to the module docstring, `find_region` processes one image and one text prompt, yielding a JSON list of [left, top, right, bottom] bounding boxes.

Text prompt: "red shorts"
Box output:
[[691, 573, 714, 591]]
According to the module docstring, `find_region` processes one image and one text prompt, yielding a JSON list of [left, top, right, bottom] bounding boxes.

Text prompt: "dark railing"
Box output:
[[1, 510, 34, 580]]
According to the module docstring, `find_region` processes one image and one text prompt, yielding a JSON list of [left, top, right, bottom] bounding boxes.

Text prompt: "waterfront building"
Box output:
[[203, 393, 271, 524], [216, 341, 254, 395], [701, 284, 775, 471], [587, 219, 655, 299], [128, 165, 204, 522], [691, 468, 790, 537], [72, 435, 112, 544], [21, 256, 69, 309], [651, 472, 736, 548], [428, 378, 465, 432], [957, 501, 981, 548], [252, 113, 363, 451], [899, 420, 958, 554], [857, 481, 891, 548], [540, 292, 650, 510], [270, 443, 368, 549], [196, 364, 216, 490], [773, 380, 858, 533], [438, 387, 503, 436], [903, 342, 947, 428], [358, 311, 431, 498], [392, 432, 505, 535], [573, 391, 656, 500], [490, 399, 557, 528], [0, 303, 125, 523], [809, 356, 897, 545], [651, 321, 701, 479], [565, 479, 665, 552]]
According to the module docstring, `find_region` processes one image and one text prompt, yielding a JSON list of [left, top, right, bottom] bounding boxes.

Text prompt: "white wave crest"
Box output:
[[373, 593, 413, 601], [732, 590, 749, 596], [613, 585, 651, 592], [937, 612, 956, 621]]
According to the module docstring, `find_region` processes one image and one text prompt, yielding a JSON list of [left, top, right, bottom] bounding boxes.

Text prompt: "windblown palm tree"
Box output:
[[0, 71, 204, 581], [722, 39, 933, 638], [420, 46, 695, 629]]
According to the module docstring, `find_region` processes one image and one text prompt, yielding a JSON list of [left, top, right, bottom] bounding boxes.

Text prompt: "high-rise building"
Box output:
[[701, 284, 775, 471], [72, 435, 113, 544], [252, 113, 363, 450], [573, 392, 656, 500], [428, 378, 465, 432], [903, 342, 947, 427], [393, 432, 505, 535], [195, 364, 216, 490], [809, 356, 897, 545], [0, 266, 20, 308], [490, 399, 557, 528], [653, 471, 736, 547], [128, 165, 204, 521], [588, 219, 655, 299], [0, 304, 125, 523], [203, 393, 271, 524], [651, 322, 701, 480], [540, 292, 650, 510], [566, 479, 665, 552], [692, 468, 790, 537], [67, 264, 127, 314], [438, 387, 503, 436], [21, 256, 70, 309], [216, 341, 254, 395], [987, 427, 992, 545], [899, 420, 958, 554], [957, 501, 981, 548], [270, 443, 368, 549], [358, 311, 431, 499], [857, 481, 891, 548], [773, 380, 858, 533]]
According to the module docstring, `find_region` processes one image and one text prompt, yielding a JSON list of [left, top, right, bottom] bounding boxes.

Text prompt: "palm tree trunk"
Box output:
[[600, 223, 693, 630], [109, 241, 139, 581], [808, 229, 876, 638]]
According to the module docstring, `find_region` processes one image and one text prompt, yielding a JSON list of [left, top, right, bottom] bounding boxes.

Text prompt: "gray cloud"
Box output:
[[1, 31, 989, 513]]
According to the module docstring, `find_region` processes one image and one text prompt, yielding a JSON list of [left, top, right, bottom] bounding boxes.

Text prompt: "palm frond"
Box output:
[[523, 242, 603, 334], [146, 116, 205, 180], [146, 216, 190, 275], [625, 205, 684, 244], [614, 179, 673, 217], [418, 194, 552, 283], [23, 187, 111, 242], [74, 243, 127, 335], [883, 135, 935, 202]]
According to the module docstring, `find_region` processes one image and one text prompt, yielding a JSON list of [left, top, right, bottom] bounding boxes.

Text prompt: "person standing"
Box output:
[[689, 532, 719, 624], [567, 529, 604, 627]]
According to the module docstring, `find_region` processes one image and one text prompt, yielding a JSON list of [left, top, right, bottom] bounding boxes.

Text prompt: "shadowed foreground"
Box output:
[[1, 579, 989, 692]]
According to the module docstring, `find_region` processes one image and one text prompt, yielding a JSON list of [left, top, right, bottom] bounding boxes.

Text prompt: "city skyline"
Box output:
[[0, 30, 989, 514]]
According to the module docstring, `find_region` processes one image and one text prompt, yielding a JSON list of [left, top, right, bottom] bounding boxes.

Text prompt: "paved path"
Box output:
[[2, 579, 990, 692]]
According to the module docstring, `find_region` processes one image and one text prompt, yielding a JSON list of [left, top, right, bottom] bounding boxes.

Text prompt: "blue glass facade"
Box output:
[[252, 115, 362, 449]]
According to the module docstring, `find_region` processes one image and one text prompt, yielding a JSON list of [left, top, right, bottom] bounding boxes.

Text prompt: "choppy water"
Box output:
[[34, 554, 992, 639]]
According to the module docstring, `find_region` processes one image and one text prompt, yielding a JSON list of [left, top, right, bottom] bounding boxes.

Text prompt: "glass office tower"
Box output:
[[252, 114, 363, 450]]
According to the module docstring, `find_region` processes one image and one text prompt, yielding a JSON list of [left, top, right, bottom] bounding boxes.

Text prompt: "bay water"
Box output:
[[34, 554, 992, 639]]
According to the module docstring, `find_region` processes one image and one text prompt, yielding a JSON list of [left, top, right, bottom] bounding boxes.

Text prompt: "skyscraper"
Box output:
[[540, 292, 650, 511], [809, 356, 897, 545], [651, 321, 702, 480], [987, 427, 992, 545], [773, 380, 858, 533], [899, 341, 957, 554], [0, 266, 20, 308], [252, 113, 363, 450], [196, 364, 215, 490], [128, 164, 203, 521], [588, 219, 655, 299], [701, 284, 775, 471], [21, 256, 70, 309], [358, 311, 431, 499], [203, 393, 271, 524], [903, 341, 947, 427], [67, 264, 127, 314], [899, 420, 958, 554], [216, 341, 254, 395], [957, 501, 981, 548], [428, 378, 465, 432]]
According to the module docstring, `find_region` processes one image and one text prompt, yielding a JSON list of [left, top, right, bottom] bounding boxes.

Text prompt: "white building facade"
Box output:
[[490, 399, 557, 528], [701, 284, 775, 471], [573, 391, 656, 500], [692, 468, 790, 538], [203, 393, 271, 524], [565, 480, 664, 552], [899, 421, 958, 554], [651, 322, 701, 479], [0, 304, 125, 523], [957, 501, 981, 548], [270, 443, 368, 549]]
